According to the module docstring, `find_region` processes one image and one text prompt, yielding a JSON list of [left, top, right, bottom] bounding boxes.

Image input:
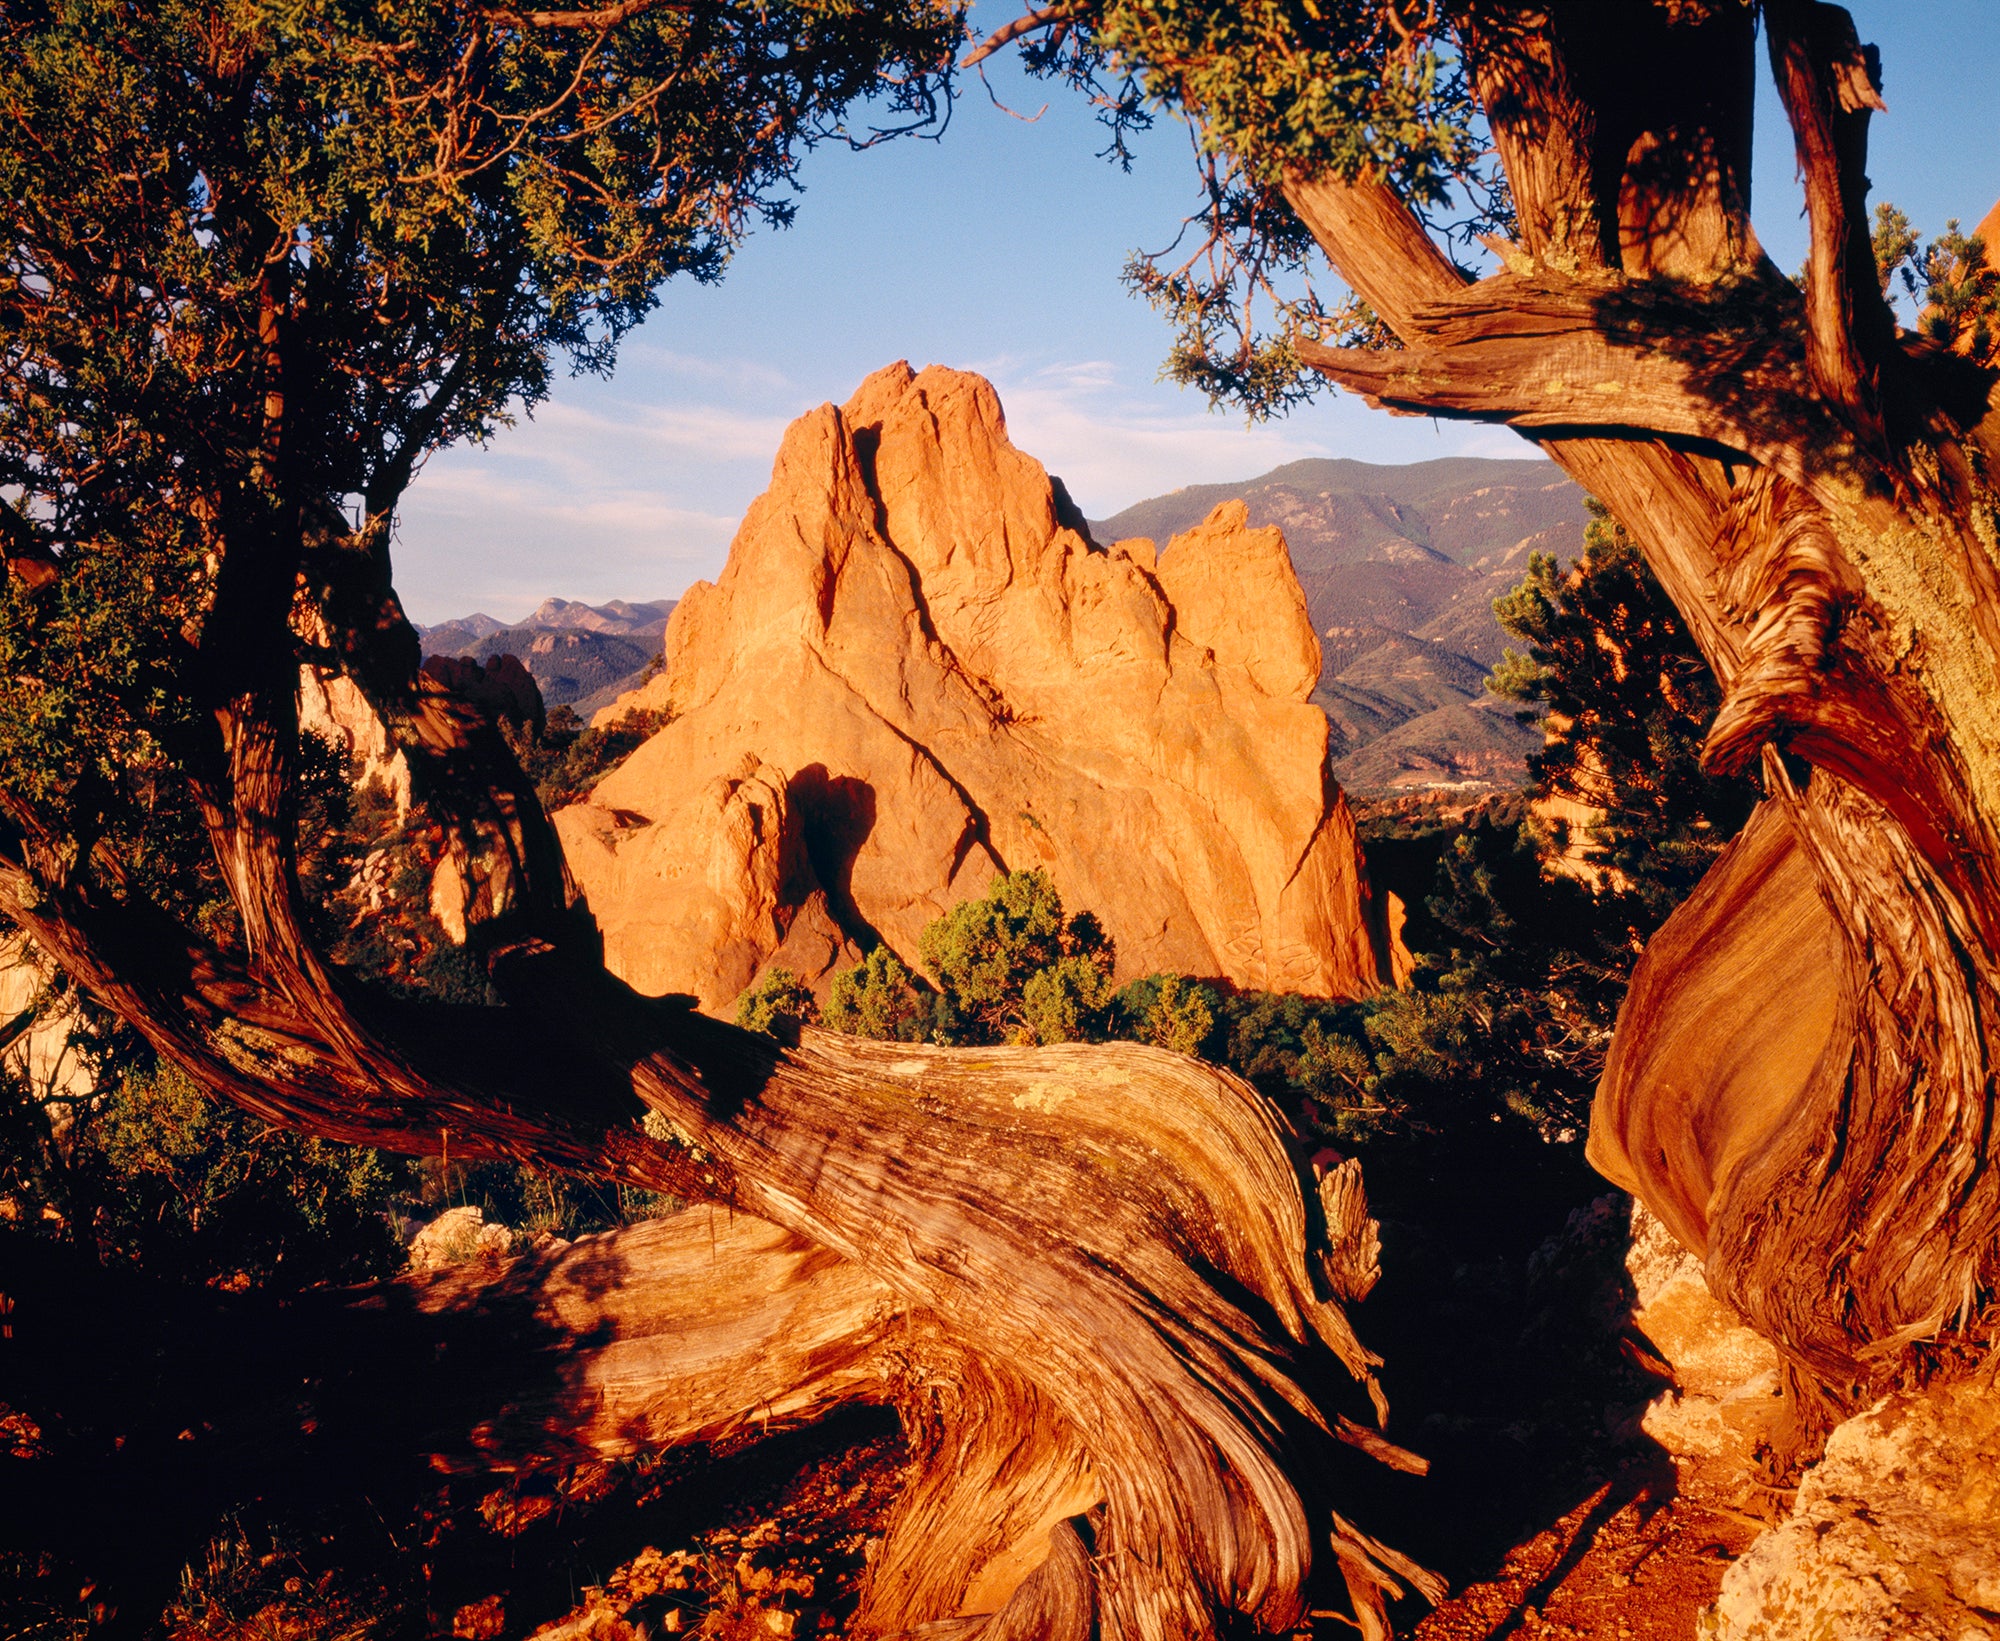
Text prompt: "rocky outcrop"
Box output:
[[1612, 1199, 2000, 1640], [1624, 1201, 1784, 1469], [420, 652, 544, 735], [560, 363, 1400, 1014], [296, 658, 558, 951], [0, 935, 89, 1103], [1705, 1367, 2000, 1640]]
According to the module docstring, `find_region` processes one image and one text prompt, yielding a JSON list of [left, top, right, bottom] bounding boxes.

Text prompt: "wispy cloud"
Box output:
[[395, 416, 751, 623], [973, 356, 1546, 519], [392, 349, 1553, 622], [613, 341, 801, 396], [461, 395, 795, 474]]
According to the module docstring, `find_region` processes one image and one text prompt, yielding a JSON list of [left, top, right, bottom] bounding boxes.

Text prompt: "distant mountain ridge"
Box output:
[[418, 596, 676, 717], [421, 459, 1582, 786], [1091, 456, 1588, 791]]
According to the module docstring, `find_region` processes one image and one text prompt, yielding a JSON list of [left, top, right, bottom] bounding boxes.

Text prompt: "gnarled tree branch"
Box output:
[[1765, 0, 1890, 426]]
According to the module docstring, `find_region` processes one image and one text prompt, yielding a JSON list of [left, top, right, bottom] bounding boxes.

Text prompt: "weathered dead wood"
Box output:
[[1591, 765, 2000, 1388], [383, 1208, 905, 1471], [1586, 799, 1845, 1260], [1764, 0, 1890, 424], [588, 1014, 1430, 1638], [1296, 272, 1842, 492], [855, 1336, 1098, 1631], [1454, 3, 1610, 276], [356, 1028, 1435, 1638], [1283, 172, 1464, 337]]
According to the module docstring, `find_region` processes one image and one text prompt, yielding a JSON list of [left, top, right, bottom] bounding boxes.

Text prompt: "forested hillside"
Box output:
[[419, 598, 676, 715], [1093, 457, 1588, 790]]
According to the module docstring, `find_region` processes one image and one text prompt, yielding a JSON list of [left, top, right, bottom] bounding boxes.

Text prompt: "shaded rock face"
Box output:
[[1705, 1369, 2000, 1640], [299, 666, 413, 815], [559, 363, 1400, 1014], [420, 652, 544, 736]]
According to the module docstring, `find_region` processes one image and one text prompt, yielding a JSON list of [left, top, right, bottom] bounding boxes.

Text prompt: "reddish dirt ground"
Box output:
[[4, 1369, 1776, 1641], [457, 1423, 1778, 1641], [1405, 1460, 1765, 1641]]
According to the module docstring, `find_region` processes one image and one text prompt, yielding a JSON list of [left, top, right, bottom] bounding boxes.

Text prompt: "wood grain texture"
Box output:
[[1286, 5, 2000, 1402], [332, 1017, 1434, 1638]]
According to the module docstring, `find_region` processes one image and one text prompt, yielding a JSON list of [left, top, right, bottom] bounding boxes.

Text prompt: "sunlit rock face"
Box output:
[[1623, 1201, 1784, 1469], [1705, 1374, 2000, 1641], [559, 363, 1403, 1014]]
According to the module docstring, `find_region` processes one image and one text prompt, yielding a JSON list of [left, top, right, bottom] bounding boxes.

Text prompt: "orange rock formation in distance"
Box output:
[[558, 363, 1405, 1014]]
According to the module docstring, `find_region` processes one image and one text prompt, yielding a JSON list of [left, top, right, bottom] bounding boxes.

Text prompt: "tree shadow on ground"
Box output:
[[0, 1224, 902, 1640], [1320, 1143, 1682, 1630]]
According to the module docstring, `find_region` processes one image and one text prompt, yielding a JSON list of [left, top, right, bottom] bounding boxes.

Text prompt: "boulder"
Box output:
[[1624, 1200, 1784, 1469], [408, 1206, 516, 1270], [1704, 1367, 2000, 1640], [559, 364, 1402, 1014]]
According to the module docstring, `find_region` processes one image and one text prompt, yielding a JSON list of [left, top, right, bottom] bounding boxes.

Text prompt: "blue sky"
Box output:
[[394, 3, 2000, 624]]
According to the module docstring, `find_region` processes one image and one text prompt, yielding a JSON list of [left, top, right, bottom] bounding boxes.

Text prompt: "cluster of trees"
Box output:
[[739, 874, 1379, 1128], [740, 870, 1119, 1047], [508, 705, 672, 814], [0, 1044, 404, 1291]]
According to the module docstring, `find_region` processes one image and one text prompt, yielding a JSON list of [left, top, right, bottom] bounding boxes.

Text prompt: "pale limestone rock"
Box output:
[[0, 935, 90, 1101], [559, 364, 1402, 1014], [431, 855, 471, 946], [409, 1205, 515, 1269], [1704, 1368, 2000, 1641], [1625, 1201, 1784, 1466]]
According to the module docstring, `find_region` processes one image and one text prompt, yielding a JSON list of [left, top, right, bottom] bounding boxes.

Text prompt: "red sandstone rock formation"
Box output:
[[420, 652, 545, 736], [560, 363, 1401, 1014]]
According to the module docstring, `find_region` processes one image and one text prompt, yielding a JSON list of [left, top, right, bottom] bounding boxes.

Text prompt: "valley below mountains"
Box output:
[[436, 458, 1588, 797], [1093, 456, 1588, 792]]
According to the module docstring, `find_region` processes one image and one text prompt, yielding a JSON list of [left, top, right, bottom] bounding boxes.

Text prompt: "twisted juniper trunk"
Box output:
[[1287, 1, 2000, 1401]]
